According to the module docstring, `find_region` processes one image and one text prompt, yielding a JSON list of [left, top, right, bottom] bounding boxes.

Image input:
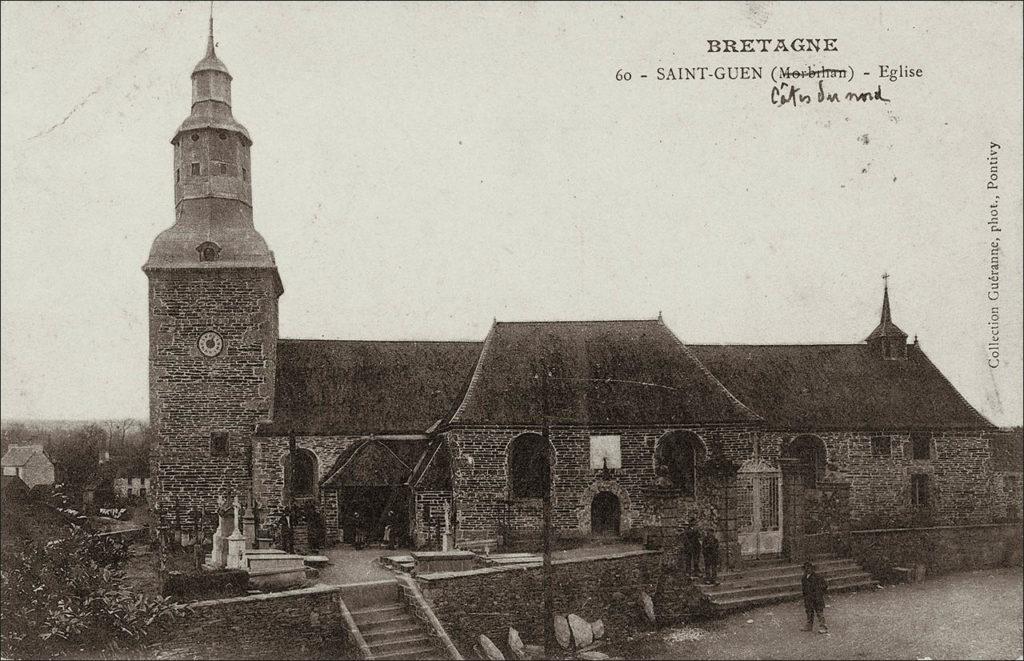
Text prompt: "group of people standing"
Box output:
[[678, 517, 720, 584]]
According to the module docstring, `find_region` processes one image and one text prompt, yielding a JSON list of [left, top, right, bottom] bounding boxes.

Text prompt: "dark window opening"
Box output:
[[175, 168, 180, 183], [191, 133, 199, 142], [196, 241, 221, 262], [871, 436, 892, 458], [210, 432, 229, 457], [190, 162, 200, 176], [785, 435, 827, 488], [242, 167, 248, 182], [219, 132, 228, 140], [911, 474, 929, 506], [285, 449, 318, 499], [655, 431, 702, 497], [509, 434, 549, 498], [911, 433, 931, 460], [218, 163, 228, 175]]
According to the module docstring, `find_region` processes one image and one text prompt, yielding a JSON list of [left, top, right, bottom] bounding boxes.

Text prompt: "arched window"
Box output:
[[196, 241, 221, 262], [655, 431, 703, 496], [284, 449, 318, 500], [784, 435, 827, 488], [509, 434, 550, 499]]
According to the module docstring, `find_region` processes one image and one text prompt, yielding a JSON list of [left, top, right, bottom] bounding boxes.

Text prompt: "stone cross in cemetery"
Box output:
[[211, 494, 232, 568], [227, 495, 247, 569]]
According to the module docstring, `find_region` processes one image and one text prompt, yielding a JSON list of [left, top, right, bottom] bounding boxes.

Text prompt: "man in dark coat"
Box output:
[[680, 517, 702, 577], [702, 528, 720, 585], [801, 561, 829, 633]]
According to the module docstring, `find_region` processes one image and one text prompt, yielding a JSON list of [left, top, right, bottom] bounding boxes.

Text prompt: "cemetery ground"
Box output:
[[612, 566, 1024, 660]]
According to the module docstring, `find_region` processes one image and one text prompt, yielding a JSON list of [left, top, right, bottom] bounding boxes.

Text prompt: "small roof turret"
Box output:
[[866, 274, 908, 342]]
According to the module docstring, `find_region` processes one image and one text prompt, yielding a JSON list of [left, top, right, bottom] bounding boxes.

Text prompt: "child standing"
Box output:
[[801, 561, 829, 633]]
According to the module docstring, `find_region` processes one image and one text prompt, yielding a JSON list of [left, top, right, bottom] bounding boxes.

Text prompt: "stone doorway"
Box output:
[[591, 491, 621, 536]]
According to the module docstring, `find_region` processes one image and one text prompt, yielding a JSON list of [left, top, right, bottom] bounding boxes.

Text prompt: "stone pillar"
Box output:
[[227, 495, 247, 569], [780, 459, 805, 562], [210, 495, 230, 568]]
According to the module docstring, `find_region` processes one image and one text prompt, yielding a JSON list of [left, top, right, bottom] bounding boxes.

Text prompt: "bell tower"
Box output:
[[143, 16, 282, 517], [865, 274, 908, 360]]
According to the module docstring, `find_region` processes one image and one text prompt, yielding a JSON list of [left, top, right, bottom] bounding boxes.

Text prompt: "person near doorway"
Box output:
[[702, 527, 720, 585], [383, 509, 400, 550], [801, 561, 829, 633], [680, 517, 702, 577], [351, 510, 367, 550]]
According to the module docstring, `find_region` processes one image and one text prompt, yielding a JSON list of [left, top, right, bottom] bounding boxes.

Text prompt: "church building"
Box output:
[[145, 27, 1013, 561]]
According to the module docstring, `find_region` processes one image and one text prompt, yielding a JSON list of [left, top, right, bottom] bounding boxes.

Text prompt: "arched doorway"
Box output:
[[654, 431, 705, 496], [590, 492, 621, 536], [784, 435, 827, 488]]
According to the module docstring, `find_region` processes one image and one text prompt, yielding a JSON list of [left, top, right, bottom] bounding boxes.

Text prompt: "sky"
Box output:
[[1, 2, 1021, 425]]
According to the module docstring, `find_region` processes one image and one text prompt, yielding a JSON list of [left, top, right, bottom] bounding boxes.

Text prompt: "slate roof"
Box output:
[[1, 445, 47, 467], [447, 320, 759, 427], [258, 339, 482, 436], [688, 343, 993, 431]]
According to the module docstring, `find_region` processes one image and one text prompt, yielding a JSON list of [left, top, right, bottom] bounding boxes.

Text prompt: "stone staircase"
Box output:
[[697, 553, 876, 612], [340, 580, 452, 659]]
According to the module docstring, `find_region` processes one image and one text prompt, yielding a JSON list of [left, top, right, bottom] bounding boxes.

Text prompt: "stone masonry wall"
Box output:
[[759, 430, 1000, 528], [148, 585, 351, 659], [417, 550, 703, 656], [445, 425, 756, 543], [252, 436, 360, 542], [148, 269, 278, 522]]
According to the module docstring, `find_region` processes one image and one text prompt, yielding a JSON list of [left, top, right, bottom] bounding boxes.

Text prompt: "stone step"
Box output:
[[368, 633, 433, 653], [358, 614, 418, 635], [699, 565, 868, 594], [373, 644, 438, 660], [339, 580, 402, 610], [709, 576, 877, 611], [701, 570, 873, 600], [352, 604, 406, 625], [719, 558, 858, 581], [362, 623, 423, 643]]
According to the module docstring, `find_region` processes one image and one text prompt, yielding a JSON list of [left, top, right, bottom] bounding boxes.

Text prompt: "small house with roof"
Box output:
[[1, 445, 55, 489]]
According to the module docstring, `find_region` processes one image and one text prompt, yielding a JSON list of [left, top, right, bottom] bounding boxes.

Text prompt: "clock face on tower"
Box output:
[[198, 331, 224, 357]]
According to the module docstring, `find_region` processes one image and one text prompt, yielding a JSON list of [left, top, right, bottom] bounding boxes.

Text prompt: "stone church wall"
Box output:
[[252, 436, 360, 541], [445, 425, 756, 545], [147, 269, 278, 521], [760, 430, 1001, 530]]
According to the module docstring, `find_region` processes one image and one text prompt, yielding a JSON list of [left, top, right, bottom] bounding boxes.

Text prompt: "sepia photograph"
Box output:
[[1, 2, 1022, 659]]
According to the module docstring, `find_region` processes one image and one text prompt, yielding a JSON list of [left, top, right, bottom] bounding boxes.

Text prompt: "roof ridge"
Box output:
[[494, 318, 660, 325], [689, 342, 875, 348], [278, 337, 482, 345], [659, 321, 764, 423]]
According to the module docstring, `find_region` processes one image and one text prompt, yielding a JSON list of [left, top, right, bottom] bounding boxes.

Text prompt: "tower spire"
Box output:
[[880, 272, 892, 324], [207, 1, 215, 57]]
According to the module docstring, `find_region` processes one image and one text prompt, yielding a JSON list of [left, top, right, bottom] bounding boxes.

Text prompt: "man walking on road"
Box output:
[[801, 561, 829, 633]]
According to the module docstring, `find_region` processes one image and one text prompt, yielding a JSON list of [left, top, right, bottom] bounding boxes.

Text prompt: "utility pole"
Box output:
[[541, 366, 555, 656]]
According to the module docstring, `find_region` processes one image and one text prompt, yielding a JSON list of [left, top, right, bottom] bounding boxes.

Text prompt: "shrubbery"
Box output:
[[0, 529, 190, 658]]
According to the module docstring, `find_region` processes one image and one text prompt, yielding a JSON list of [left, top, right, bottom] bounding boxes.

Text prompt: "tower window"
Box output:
[[219, 163, 227, 175], [175, 168, 180, 183], [242, 167, 248, 182], [911, 474, 930, 506], [191, 133, 199, 142], [190, 162, 200, 176], [196, 241, 221, 262], [210, 432, 229, 457], [911, 433, 931, 460], [219, 132, 227, 140]]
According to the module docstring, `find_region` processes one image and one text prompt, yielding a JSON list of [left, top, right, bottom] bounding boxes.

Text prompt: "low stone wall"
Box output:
[[145, 585, 354, 659], [802, 523, 1022, 581], [416, 550, 702, 656]]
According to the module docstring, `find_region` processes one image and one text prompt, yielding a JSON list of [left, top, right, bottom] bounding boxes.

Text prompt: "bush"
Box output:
[[1, 528, 190, 658]]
